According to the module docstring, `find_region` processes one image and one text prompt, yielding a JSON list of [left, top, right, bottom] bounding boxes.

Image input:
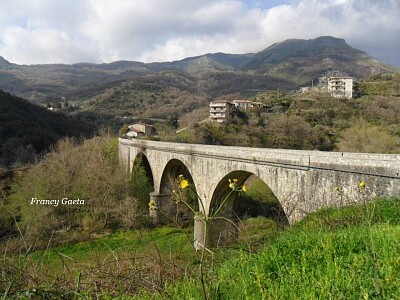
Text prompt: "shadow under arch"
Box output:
[[132, 152, 154, 187], [207, 170, 289, 246], [129, 152, 155, 207], [159, 159, 199, 225]]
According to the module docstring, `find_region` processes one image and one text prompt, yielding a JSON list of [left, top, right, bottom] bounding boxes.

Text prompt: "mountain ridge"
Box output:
[[0, 36, 390, 69], [0, 36, 397, 102]]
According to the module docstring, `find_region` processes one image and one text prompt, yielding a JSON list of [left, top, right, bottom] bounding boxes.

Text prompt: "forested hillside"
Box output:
[[0, 89, 95, 167], [81, 71, 209, 119]]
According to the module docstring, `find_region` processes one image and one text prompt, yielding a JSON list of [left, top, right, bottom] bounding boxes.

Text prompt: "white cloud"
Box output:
[[0, 0, 398, 67], [1, 26, 96, 64]]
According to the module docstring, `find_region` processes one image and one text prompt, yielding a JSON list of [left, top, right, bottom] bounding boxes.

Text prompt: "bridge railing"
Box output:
[[119, 138, 400, 179]]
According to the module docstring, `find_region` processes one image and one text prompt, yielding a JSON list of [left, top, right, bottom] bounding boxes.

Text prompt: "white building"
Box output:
[[209, 100, 234, 123], [232, 100, 254, 112], [300, 87, 311, 93], [232, 99, 266, 111], [328, 76, 354, 99], [127, 123, 154, 138]]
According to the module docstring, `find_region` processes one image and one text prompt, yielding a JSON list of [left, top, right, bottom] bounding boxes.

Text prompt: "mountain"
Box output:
[[0, 56, 14, 71], [148, 52, 254, 73], [244, 36, 355, 69], [0, 89, 95, 167], [0, 56, 11, 67], [0, 36, 397, 104], [241, 36, 397, 83]]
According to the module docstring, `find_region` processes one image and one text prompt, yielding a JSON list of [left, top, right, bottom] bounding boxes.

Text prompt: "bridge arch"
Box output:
[[131, 152, 154, 188], [158, 159, 199, 224], [128, 152, 155, 214], [210, 171, 288, 224], [160, 159, 196, 194], [205, 170, 289, 246], [210, 170, 251, 217]]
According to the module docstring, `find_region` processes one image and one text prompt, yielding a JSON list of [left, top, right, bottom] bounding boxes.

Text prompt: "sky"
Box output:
[[0, 0, 399, 67]]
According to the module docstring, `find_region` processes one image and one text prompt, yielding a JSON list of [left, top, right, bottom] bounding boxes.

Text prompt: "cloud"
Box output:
[[0, 0, 399, 67], [1, 26, 96, 64]]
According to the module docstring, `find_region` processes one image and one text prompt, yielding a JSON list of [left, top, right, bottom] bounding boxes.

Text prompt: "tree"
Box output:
[[129, 156, 153, 205], [118, 124, 129, 137], [8, 133, 128, 235]]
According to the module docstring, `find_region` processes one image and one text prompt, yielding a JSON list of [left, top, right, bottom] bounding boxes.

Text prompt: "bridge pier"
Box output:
[[149, 192, 173, 224], [194, 215, 238, 250], [149, 192, 195, 225]]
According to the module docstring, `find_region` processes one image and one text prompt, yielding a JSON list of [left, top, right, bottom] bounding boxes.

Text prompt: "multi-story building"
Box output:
[[328, 76, 354, 99], [209, 100, 235, 123]]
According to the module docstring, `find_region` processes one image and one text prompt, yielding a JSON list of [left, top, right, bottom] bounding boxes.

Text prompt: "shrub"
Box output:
[[7, 132, 129, 237], [338, 119, 399, 153], [0, 210, 17, 239]]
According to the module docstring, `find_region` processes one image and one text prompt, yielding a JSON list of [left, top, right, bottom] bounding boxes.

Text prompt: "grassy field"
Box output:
[[1, 197, 400, 299], [1, 227, 195, 298], [0, 216, 282, 299], [137, 197, 400, 299]]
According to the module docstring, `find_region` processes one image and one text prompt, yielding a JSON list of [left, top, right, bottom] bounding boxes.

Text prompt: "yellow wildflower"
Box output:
[[359, 181, 365, 188], [148, 200, 156, 209], [180, 179, 189, 189], [242, 185, 248, 192], [228, 179, 235, 189]]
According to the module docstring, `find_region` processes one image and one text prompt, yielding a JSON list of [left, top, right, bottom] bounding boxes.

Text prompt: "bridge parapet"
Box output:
[[120, 138, 399, 178]]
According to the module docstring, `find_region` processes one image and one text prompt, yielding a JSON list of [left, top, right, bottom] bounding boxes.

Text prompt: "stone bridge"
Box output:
[[119, 138, 400, 247]]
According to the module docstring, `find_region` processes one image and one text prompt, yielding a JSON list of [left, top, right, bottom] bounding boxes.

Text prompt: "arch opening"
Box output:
[[159, 159, 199, 226], [129, 152, 154, 208], [208, 170, 289, 246], [119, 152, 155, 229]]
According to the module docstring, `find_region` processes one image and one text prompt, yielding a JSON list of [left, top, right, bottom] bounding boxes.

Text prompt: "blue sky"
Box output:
[[0, 0, 399, 67]]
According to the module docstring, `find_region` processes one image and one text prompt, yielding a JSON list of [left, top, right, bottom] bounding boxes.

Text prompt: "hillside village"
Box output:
[[208, 73, 355, 124], [121, 72, 358, 138], [46, 71, 357, 140]]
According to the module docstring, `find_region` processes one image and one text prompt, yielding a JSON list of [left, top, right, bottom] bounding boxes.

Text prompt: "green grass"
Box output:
[[31, 226, 193, 262], [295, 196, 400, 231], [135, 197, 400, 299], [3, 198, 400, 299], [1, 227, 196, 298], [206, 224, 400, 299]]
